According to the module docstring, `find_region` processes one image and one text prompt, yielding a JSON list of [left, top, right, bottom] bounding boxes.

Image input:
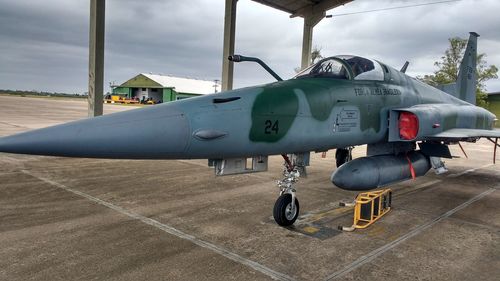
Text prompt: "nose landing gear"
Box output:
[[273, 168, 300, 226], [273, 154, 301, 226]]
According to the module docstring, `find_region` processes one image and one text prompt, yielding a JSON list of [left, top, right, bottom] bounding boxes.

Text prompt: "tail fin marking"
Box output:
[[456, 32, 479, 105]]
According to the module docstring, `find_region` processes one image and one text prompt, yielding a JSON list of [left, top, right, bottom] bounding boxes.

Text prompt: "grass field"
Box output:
[[0, 90, 86, 99]]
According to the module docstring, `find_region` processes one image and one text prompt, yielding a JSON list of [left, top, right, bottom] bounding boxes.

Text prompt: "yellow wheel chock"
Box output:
[[339, 189, 392, 231]]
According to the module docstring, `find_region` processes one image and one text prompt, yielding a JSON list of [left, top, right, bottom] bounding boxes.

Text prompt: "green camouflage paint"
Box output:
[[475, 113, 486, 129], [354, 84, 403, 133], [299, 79, 338, 121], [249, 79, 397, 142], [249, 83, 299, 142], [249, 79, 342, 142], [444, 113, 458, 130]]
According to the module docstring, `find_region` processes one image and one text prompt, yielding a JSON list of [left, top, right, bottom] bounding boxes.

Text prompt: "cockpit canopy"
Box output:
[[295, 55, 385, 81]]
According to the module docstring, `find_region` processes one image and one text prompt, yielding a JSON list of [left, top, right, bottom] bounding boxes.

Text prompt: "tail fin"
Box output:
[[456, 32, 479, 104]]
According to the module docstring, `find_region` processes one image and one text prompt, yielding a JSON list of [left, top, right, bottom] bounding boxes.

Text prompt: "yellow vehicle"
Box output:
[[105, 95, 140, 104], [123, 98, 139, 104], [104, 95, 125, 104]]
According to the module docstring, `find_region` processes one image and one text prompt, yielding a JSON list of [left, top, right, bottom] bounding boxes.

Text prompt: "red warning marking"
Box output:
[[406, 154, 416, 180]]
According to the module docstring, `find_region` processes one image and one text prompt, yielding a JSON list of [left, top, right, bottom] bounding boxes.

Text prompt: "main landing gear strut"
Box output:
[[273, 154, 300, 226], [335, 147, 353, 167]]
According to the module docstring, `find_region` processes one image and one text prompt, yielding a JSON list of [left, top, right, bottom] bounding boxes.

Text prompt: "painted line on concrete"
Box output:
[[322, 164, 498, 280], [176, 159, 212, 168], [0, 121, 30, 129], [297, 164, 494, 226], [0, 171, 25, 176], [447, 163, 494, 178], [297, 180, 444, 225], [394, 179, 443, 198], [21, 170, 295, 281], [0, 155, 29, 164], [323, 187, 496, 280], [413, 179, 442, 189], [447, 216, 500, 232]]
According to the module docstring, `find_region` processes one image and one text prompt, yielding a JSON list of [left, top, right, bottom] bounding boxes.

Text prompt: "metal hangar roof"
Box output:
[[251, 0, 353, 17], [120, 73, 216, 95], [141, 73, 215, 95]]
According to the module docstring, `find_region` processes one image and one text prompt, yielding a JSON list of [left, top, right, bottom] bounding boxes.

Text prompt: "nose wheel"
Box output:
[[273, 193, 300, 226]]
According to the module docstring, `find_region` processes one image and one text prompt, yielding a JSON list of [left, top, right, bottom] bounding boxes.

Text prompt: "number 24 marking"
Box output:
[[264, 120, 279, 134]]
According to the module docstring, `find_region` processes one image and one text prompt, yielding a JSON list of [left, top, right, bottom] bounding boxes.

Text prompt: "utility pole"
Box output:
[[213, 79, 220, 93]]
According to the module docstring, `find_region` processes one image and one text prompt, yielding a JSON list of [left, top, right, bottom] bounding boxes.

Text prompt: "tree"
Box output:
[[311, 46, 323, 64], [419, 37, 498, 108], [294, 45, 324, 73]]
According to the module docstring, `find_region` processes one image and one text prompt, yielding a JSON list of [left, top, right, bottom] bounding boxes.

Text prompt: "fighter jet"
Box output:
[[1, 32, 499, 226]]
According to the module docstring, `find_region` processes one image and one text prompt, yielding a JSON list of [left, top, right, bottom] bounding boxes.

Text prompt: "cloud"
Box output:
[[314, 0, 500, 90], [0, 0, 499, 93]]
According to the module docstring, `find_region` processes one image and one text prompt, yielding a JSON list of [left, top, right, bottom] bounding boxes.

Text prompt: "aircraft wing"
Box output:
[[424, 128, 500, 140]]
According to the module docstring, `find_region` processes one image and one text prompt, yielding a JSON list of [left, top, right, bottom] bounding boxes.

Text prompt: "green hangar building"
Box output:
[[488, 92, 500, 127], [112, 73, 218, 103]]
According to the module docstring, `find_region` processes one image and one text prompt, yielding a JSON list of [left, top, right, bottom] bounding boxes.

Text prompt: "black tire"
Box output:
[[335, 148, 352, 168], [273, 193, 300, 226]]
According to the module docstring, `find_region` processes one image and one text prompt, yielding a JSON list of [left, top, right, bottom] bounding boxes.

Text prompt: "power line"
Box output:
[[326, 0, 463, 18]]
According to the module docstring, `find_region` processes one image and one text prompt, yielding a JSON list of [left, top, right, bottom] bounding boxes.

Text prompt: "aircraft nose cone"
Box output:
[[0, 105, 190, 159]]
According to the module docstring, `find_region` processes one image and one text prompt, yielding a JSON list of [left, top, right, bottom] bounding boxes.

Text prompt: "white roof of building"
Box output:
[[141, 73, 216, 95]]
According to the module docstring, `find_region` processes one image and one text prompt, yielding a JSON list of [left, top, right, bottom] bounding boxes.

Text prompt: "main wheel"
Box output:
[[335, 148, 352, 167], [273, 193, 299, 226]]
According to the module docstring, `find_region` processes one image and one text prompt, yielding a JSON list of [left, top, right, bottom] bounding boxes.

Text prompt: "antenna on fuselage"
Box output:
[[400, 61, 410, 73]]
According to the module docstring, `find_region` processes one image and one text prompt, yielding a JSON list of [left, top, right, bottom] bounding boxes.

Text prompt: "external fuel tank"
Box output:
[[331, 151, 431, 191]]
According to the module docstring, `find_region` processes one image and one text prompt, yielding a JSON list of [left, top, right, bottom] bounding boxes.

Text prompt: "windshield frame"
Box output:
[[336, 55, 385, 81], [294, 57, 354, 80], [294, 55, 386, 82]]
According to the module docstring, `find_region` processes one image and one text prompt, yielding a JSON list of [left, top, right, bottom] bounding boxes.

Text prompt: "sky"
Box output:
[[0, 0, 499, 94]]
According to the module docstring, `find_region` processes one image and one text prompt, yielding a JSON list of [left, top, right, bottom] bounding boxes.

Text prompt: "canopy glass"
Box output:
[[295, 55, 384, 81]]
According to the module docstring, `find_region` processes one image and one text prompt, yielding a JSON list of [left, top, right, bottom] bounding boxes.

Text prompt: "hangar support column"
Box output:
[[221, 0, 351, 89], [221, 0, 237, 91], [88, 0, 105, 117], [300, 11, 325, 70]]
